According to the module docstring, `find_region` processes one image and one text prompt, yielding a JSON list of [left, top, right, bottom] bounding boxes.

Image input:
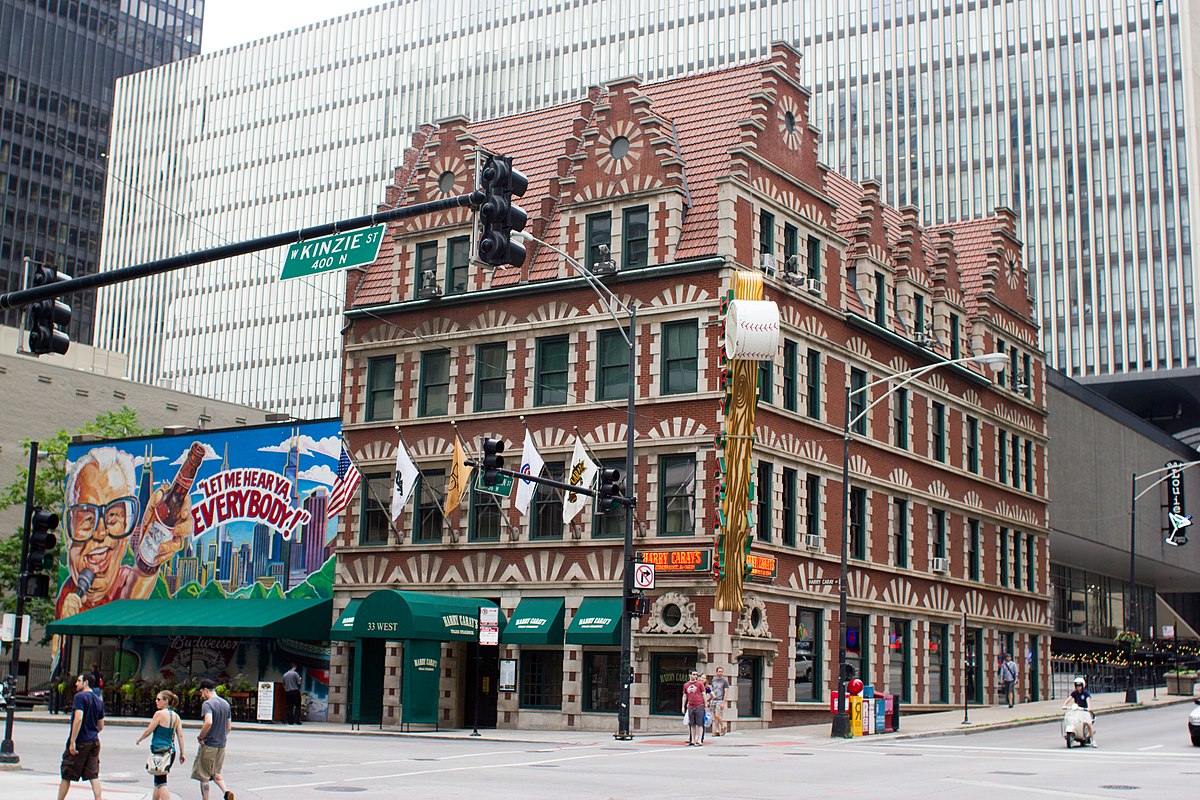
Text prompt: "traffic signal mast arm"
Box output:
[[0, 191, 487, 312], [465, 460, 635, 508]]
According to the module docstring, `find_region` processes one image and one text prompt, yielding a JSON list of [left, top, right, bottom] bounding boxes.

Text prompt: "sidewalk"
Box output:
[[7, 687, 1194, 747]]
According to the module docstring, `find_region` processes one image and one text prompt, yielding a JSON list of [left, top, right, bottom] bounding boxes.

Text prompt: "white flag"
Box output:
[[514, 430, 545, 515], [391, 439, 420, 520], [562, 437, 599, 525]]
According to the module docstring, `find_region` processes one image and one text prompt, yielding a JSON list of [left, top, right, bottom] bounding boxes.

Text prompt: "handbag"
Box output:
[[146, 749, 172, 776]]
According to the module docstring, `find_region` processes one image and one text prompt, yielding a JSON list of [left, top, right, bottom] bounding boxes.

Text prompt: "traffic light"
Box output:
[[626, 592, 649, 617], [21, 507, 58, 598], [477, 155, 528, 267], [481, 438, 505, 486], [597, 468, 624, 511], [26, 266, 72, 356]]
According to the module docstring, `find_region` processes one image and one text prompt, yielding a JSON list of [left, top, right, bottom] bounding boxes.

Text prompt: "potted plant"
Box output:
[[1165, 669, 1199, 696]]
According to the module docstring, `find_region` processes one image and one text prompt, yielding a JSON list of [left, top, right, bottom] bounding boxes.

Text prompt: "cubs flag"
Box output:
[[327, 446, 363, 518], [514, 430, 545, 515], [445, 436, 473, 514], [562, 437, 598, 525], [391, 439, 420, 520]]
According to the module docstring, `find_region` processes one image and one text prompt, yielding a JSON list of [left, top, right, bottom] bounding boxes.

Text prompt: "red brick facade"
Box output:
[[333, 42, 1049, 731]]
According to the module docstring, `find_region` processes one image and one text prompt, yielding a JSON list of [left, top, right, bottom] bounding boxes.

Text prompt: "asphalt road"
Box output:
[[3, 704, 1197, 799]]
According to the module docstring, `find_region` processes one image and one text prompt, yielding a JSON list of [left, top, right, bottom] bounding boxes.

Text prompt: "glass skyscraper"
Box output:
[[95, 0, 1199, 420], [1, 0, 203, 343]]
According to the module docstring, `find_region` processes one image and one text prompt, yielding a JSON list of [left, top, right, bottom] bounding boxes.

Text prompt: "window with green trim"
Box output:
[[784, 223, 799, 267], [929, 624, 948, 703], [893, 388, 908, 449], [658, 455, 696, 536], [807, 235, 821, 279], [418, 350, 449, 417], [1013, 533, 1023, 589], [519, 650, 563, 709], [933, 509, 947, 559], [874, 272, 886, 324], [414, 471, 444, 544], [932, 401, 946, 462], [782, 467, 797, 546], [592, 458, 627, 539], [474, 343, 507, 412], [850, 368, 868, 435], [998, 429, 1008, 482], [795, 607, 821, 700], [967, 416, 980, 473], [623, 206, 649, 269], [531, 462, 564, 540], [756, 461, 772, 542], [1026, 533, 1036, 589], [365, 356, 395, 422], [1000, 528, 1010, 587], [582, 651, 620, 712], [805, 474, 821, 540], [783, 339, 798, 412], [806, 349, 821, 419], [535, 335, 569, 406], [1024, 440, 1034, 491], [446, 235, 470, 294], [414, 241, 438, 297], [849, 487, 866, 559], [758, 359, 773, 404], [586, 212, 611, 269], [470, 489, 502, 542], [662, 319, 698, 395], [596, 329, 629, 401], [889, 618, 911, 703], [759, 209, 774, 255], [949, 313, 961, 358], [968, 518, 981, 581], [359, 475, 389, 545], [913, 293, 926, 336], [893, 498, 908, 567]]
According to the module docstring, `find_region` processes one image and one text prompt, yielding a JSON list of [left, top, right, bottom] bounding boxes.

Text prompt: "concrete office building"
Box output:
[[0, 0, 203, 342]]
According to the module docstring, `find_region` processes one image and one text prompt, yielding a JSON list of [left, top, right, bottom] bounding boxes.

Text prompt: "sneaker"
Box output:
[[225, 792, 236, 800]]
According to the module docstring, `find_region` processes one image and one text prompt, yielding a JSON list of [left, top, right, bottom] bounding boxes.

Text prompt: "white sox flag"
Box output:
[[514, 430, 545, 515], [562, 437, 598, 525], [391, 439, 420, 521]]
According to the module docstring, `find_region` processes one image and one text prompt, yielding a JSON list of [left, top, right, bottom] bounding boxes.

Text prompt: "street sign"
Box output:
[[479, 605, 499, 646], [279, 224, 386, 280], [633, 562, 656, 590], [474, 471, 514, 498]]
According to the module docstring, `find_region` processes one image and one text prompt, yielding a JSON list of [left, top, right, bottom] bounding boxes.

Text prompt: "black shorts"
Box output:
[[61, 740, 100, 781]]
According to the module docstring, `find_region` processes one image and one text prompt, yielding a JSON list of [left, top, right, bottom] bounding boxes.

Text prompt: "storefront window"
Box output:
[[929, 624, 948, 703], [888, 619, 911, 703], [650, 652, 694, 714], [582, 651, 620, 712], [846, 613, 868, 682], [795, 608, 821, 701], [519, 650, 563, 709]]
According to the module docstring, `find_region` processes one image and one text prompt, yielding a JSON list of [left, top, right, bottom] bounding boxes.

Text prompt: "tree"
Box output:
[[0, 406, 145, 629]]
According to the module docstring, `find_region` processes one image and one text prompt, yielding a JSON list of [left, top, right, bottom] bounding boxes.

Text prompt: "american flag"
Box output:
[[326, 446, 362, 518]]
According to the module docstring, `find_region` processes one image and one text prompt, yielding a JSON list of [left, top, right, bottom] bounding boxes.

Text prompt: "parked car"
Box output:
[[1189, 699, 1200, 747]]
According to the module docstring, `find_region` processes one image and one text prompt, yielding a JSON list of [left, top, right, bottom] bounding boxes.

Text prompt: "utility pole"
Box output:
[[0, 442, 39, 765]]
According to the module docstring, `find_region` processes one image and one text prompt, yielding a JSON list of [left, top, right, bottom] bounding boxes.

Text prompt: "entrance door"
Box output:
[[353, 638, 385, 726], [1029, 635, 1040, 701], [464, 643, 499, 729], [964, 628, 983, 705], [737, 656, 762, 717]]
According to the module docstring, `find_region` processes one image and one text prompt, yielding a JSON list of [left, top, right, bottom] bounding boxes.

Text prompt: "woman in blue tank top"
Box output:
[[137, 690, 186, 799]]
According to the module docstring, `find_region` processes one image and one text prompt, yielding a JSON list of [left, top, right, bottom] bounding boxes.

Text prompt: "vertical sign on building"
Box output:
[[1165, 460, 1191, 546]]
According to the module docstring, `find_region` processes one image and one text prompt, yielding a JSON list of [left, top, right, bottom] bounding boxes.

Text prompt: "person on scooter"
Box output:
[[1062, 677, 1096, 745]]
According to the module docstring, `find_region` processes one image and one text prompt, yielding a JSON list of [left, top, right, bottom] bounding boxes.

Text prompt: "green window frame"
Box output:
[[998, 429, 1008, 482], [893, 388, 908, 449], [1009, 348, 1020, 391], [795, 607, 822, 701], [967, 416, 980, 473], [359, 474, 390, 546], [782, 467, 797, 546], [531, 462, 564, 540], [933, 509, 947, 559], [1013, 533, 1023, 589], [846, 613, 870, 682], [365, 355, 395, 422], [1000, 527, 1010, 587], [913, 293, 925, 336], [874, 272, 886, 324], [1022, 353, 1032, 398], [805, 474, 821, 540], [783, 339, 798, 412], [1024, 440, 1034, 491], [968, 518, 981, 581], [889, 618, 911, 703], [622, 205, 649, 269], [783, 223, 799, 266], [849, 368, 867, 435], [807, 235, 821, 279], [414, 241, 438, 297], [849, 487, 866, 560], [1011, 433, 1021, 487], [996, 339, 1007, 386], [418, 350, 449, 417], [930, 624, 949, 703], [893, 498, 908, 567], [759, 209, 774, 254], [658, 455, 696, 536], [446, 235, 470, 294], [1026, 533, 1036, 589], [469, 490, 502, 542], [474, 343, 507, 412], [586, 212, 611, 269], [756, 461, 772, 542], [661, 319, 698, 395], [596, 329, 629, 401], [949, 313, 961, 358], [582, 651, 620, 712], [519, 650, 563, 709], [758, 359, 773, 404], [413, 471, 444, 544], [932, 402, 946, 462], [806, 348, 821, 419], [535, 335, 569, 407]]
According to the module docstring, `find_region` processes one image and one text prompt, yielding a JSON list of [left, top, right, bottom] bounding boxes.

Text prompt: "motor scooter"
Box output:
[[1061, 705, 1094, 747]]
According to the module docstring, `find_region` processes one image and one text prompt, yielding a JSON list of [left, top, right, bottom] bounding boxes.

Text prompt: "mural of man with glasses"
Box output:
[[56, 447, 193, 619]]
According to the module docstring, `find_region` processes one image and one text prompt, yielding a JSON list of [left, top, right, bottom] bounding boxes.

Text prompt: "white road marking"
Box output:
[[946, 778, 1137, 799], [1137, 744, 1163, 751], [248, 746, 682, 792], [885, 742, 1198, 760]]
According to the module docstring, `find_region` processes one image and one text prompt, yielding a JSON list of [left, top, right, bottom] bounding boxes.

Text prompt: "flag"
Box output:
[[391, 439, 420, 520], [327, 446, 362, 518], [562, 437, 598, 525], [514, 430, 545, 515], [445, 436, 473, 514]]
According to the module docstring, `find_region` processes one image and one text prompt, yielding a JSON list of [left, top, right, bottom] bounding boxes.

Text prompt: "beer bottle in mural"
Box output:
[[136, 442, 205, 570]]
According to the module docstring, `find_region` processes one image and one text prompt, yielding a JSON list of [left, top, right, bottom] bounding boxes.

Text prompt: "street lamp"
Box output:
[[1124, 459, 1200, 703], [512, 232, 637, 740], [831, 351, 1007, 738]]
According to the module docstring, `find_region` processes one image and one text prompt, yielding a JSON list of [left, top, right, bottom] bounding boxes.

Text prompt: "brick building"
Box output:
[[331, 42, 1050, 731]]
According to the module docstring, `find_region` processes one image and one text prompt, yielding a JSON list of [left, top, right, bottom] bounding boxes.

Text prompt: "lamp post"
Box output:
[[830, 351, 1007, 738], [1124, 459, 1200, 703], [513, 232, 637, 740]]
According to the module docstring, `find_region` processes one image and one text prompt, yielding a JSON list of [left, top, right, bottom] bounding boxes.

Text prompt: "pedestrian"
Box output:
[[283, 663, 303, 725], [192, 678, 235, 800], [137, 690, 186, 800], [709, 666, 731, 736], [88, 662, 104, 698], [57, 673, 104, 800], [998, 652, 1019, 708], [681, 670, 707, 746], [699, 673, 712, 743]]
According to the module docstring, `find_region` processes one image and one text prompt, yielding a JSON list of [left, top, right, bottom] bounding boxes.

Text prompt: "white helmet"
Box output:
[[1073, 676, 1086, 688]]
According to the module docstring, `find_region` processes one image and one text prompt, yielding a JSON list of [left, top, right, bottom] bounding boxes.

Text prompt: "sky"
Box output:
[[201, 0, 383, 53]]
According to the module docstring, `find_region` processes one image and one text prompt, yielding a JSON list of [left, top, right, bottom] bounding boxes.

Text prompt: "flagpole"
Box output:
[[342, 436, 404, 544]]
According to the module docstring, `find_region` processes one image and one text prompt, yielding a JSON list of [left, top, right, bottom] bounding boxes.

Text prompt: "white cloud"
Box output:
[[258, 434, 341, 460], [170, 442, 220, 466], [132, 455, 169, 469], [299, 464, 337, 486]]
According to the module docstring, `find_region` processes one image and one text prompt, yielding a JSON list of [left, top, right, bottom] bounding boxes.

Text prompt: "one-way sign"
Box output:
[[280, 224, 386, 280]]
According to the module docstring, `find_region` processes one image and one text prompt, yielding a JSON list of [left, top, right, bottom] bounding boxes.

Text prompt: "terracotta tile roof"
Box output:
[[929, 217, 999, 316]]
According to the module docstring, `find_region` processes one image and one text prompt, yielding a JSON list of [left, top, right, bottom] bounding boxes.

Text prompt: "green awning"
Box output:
[[330, 598, 363, 642], [502, 597, 565, 645], [45, 598, 332, 639], [564, 597, 623, 646], [352, 589, 505, 641]]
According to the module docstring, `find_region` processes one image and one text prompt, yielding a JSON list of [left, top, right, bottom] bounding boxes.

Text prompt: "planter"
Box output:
[[1165, 674, 1198, 696]]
